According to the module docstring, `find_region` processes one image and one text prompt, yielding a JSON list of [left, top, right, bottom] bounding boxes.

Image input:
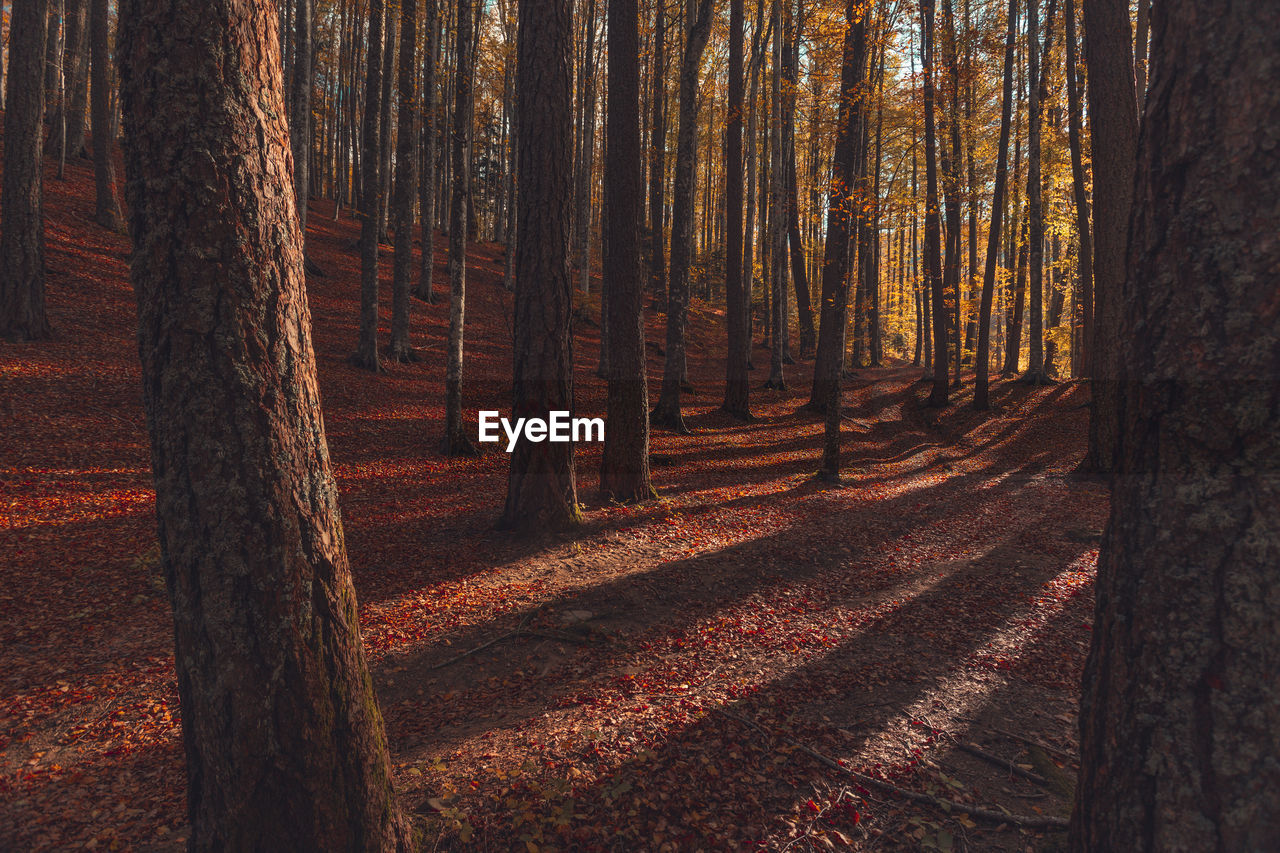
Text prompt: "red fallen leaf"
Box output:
[[806, 799, 820, 813]]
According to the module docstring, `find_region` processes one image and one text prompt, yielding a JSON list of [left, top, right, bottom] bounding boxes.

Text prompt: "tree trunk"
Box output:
[[780, 0, 813, 360], [443, 0, 478, 454], [47, 0, 87, 160], [721, 0, 750, 419], [651, 0, 714, 432], [1, 0, 51, 342], [974, 0, 1018, 410], [116, 0, 410, 846], [501, 0, 577, 530], [599, 0, 655, 502], [1064, 0, 1093, 379], [763, 0, 788, 390], [940, 0, 963, 388], [1022, 0, 1056, 384], [88, 0, 121, 231], [416, 0, 442, 303], [575, 0, 599, 295], [1079, 0, 1137, 474], [376, 6, 396, 241], [353, 0, 385, 371], [921, 0, 948, 406], [389, 0, 419, 361], [648, 0, 667, 308], [816, 0, 866, 479], [1071, 1, 1280, 847]]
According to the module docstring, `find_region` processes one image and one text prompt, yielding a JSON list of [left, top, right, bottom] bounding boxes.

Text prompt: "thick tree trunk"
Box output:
[[816, 0, 865, 479], [974, 0, 1018, 410], [721, 0, 750, 419], [501, 0, 578, 530], [1072, 1, 1280, 847], [443, 0, 478, 454], [1079, 0, 1137, 474], [651, 0, 714, 432], [416, 0, 441, 303], [921, 0, 948, 406], [389, 0, 419, 361], [353, 0, 385, 371], [116, 0, 410, 847], [599, 0, 654, 501], [1, 0, 51, 342]]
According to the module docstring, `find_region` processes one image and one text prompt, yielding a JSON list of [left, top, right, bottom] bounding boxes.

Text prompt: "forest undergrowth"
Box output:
[[1, 155, 1105, 852]]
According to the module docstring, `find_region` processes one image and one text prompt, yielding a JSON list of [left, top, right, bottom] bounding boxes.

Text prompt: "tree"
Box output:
[[353, 0, 386, 371], [290, 0, 313, 239], [921, 0, 948, 406], [1021, 0, 1055, 385], [816, 0, 866, 481], [443, 0, 479, 454], [721, 0, 751, 419], [1071, 0, 1280, 846], [89, 0, 122, 231], [599, 0, 655, 501], [648, 0, 668, 307], [116, 0, 410, 846], [416, 0, 442, 304], [651, 0, 715, 433], [1079, 0, 1137, 473], [973, 0, 1018, 410], [501, 0, 579, 529], [390, 0, 420, 362], [1063, 0, 1092, 379], [1, 0, 51, 342]]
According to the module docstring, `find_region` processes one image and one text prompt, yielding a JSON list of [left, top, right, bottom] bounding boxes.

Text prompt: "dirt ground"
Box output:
[[1, 154, 1105, 851]]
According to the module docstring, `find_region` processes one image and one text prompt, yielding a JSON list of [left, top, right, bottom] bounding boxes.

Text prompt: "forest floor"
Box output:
[[1, 154, 1107, 852]]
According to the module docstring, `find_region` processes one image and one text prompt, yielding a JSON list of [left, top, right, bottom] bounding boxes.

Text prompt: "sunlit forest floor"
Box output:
[[1, 155, 1106, 851]]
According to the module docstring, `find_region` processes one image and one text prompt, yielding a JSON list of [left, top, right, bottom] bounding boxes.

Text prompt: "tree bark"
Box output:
[[88, 0, 122, 231], [721, 0, 750, 419], [1064, 0, 1092, 379], [648, 0, 667, 308], [1022, 0, 1056, 384], [290, 0, 313, 237], [501, 0, 578, 530], [974, 0, 1018, 410], [116, 0, 411, 846], [921, 0, 948, 406], [1079, 0, 1137, 473], [390, 0, 419, 361], [651, 0, 714, 432], [443, 0, 478, 454], [816, 0, 866, 479], [353, 0, 385, 371], [1, 0, 51, 342], [416, 0, 442, 303], [1071, 1, 1280, 847], [599, 0, 655, 501]]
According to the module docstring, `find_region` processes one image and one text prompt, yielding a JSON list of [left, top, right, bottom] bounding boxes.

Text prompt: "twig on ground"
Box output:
[[953, 741, 1050, 787], [988, 726, 1076, 764], [714, 708, 1069, 830], [428, 611, 536, 670]]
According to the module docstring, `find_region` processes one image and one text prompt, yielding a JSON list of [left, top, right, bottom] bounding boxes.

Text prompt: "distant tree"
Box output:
[[415, 0, 442, 304], [720, 0, 751, 419], [290, 0, 313, 237], [599, 0, 655, 501], [389, 0, 420, 362], [88, 0, 122, 231], [1079, 0, 1137, 474], [921, 0, 948, 406], [501, 0, 578, 529], [1, 0, 51, 342], [651, 0, 715, 433], [1072, 0, 1280, 846], [117, 0, 410, 846], [1021, 0, 1056, 385], [1063, 0, 1092, 380], [443, 0, 479, 454], [648, 0, 667, 308], [973, 0, 1018, 410], [816, 0, 866, 480], [353, 0, 386, 371]]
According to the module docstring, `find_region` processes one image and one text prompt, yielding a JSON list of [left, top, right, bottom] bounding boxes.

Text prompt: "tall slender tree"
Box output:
[[416, 0, 442, 303], [353, 0, 386, 371], [921, 0, 948, 406], [390, 0, 420, 361], [1079, 0, 1137, 473], [974, 0, 1018, 409], [600, 0, 655, 501], [651, 0, 715, 432], [117, 0, 411, 845], [1, 0, 51, 342], [501, 0, 578, 529], [1072, 0, 1280, 846], [290, 0, 313, 237], [88, 0, 122, 231], [1064, 0, 1092, 379], [721, 0, 751, 419], [648, 0, 668, 308]]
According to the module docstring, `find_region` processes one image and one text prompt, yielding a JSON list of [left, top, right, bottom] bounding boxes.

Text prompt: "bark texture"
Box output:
[[1, 0, 51, 341], [354, 0, 385, 371], [390, 0, 419, 361], [444, 0, 477, 454], [501, 0, 578, 530], [1072, 1, 1280, 848], [721, 0, 750, 419], [117, 0, 410, 847], [599, 0, 654, 501]]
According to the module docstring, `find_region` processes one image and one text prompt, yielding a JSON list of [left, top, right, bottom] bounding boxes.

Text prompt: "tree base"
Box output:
[[815, 469, 844, 485], [650, 404, 690, 435], [412, 286, 435, 304], [1019, 369, 1056, 386], [782, 355, 796, 366], [347, 351, 385, 373], [388, 343, 421, 363], [439, 431, 479, 457], [720, 404, 754, 422]]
